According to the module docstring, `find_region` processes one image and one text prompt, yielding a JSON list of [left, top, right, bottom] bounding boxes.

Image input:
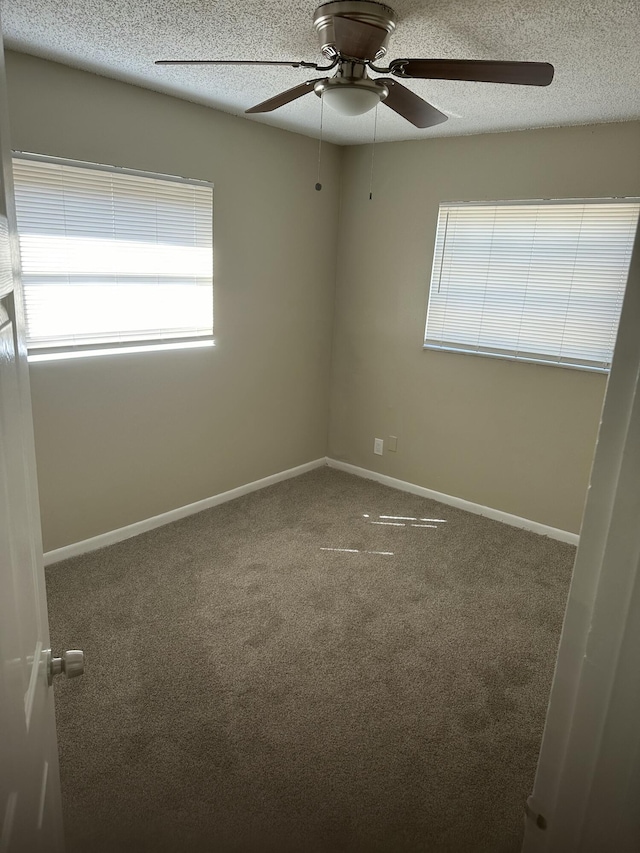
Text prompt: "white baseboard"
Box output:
[[45, 454, 578, 565], [44, 458, 327, 566], [327, 458, 579, 545]]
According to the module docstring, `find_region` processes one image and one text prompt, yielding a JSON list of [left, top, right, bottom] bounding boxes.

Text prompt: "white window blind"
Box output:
[[424, 199, 639, 372], [12, 154, 213, 355]]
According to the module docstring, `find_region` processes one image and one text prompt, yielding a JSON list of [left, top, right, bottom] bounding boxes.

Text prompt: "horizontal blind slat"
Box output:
[[425, 199, 639, 370], [13, 155, 214, 351]]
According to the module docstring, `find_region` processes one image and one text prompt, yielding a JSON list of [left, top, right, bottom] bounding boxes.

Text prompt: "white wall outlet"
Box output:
[[374, 438, 384, 455], [388, 435, 398, 452]]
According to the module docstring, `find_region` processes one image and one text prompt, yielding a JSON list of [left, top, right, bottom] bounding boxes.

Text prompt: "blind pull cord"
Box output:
[[369, 104, 379, 201], [315, 97, 324, 191]]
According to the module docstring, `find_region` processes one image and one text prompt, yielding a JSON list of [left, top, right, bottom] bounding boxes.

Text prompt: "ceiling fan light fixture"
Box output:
[[314, 77, 388, 116], [322, 85, 383, 115]]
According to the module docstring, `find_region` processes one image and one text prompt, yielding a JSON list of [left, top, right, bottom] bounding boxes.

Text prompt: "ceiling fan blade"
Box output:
[[245, 78, 326, 114], [378, 79, 448, 128], [156, 59, 318, 68], [332, 15, 388, 60], [390, 59, 554, 86]]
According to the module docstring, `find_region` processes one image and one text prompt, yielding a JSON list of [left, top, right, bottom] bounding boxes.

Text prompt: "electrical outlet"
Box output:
[[388, 435, 398, 452], [374, 438, 384, 455]]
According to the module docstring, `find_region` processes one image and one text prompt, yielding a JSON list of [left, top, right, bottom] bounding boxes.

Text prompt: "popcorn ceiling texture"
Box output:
[[3, 0, 640, 145]]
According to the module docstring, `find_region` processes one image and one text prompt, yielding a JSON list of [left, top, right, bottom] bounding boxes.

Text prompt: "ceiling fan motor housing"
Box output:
[[313, 1, 397, 60]]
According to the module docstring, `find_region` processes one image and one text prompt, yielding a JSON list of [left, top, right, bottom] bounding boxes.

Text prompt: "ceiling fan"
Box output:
[[156, 0, 554, 129]]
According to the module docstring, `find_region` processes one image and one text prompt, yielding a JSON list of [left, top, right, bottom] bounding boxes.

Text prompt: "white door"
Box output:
[[0, 14, 65, 853], [522, 226, 640, 849]]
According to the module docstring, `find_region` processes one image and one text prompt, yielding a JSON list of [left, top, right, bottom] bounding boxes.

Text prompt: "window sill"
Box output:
[[422, 344, 610, 374], [28, 339, 215, 363]]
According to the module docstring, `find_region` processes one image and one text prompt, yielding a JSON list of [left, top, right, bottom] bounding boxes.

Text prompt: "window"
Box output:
[[12, 154, 213, 361], [424, 199, 639, 372]]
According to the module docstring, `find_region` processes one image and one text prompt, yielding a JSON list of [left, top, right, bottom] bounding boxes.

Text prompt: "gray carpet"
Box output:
[[46, 467, 574, 853]]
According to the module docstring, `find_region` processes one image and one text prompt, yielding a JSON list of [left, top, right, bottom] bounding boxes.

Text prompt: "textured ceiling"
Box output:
[[2, 0, 640, 145]]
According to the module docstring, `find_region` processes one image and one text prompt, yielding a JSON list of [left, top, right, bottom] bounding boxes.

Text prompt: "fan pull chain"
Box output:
[[369, 103, 379, 200], [315, 96, 324, 191]]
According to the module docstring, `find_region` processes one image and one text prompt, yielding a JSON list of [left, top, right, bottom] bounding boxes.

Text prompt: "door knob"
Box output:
[[48, 649, 85, 685]]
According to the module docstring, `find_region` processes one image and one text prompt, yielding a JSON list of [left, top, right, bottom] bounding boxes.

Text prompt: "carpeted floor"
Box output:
[[46, 467, 574, 853]]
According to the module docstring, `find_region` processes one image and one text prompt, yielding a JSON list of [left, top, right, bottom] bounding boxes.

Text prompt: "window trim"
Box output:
[[28, 339, 215, 364], [13, 151, 215, 362], [423, 196, 640, 374], [422, 342, 611, 374]]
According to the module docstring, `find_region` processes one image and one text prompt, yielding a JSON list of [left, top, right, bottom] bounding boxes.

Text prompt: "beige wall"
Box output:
[[328, 122, 640, 534], [7, 48, 639, 547], [6, 51, 342, 552]]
